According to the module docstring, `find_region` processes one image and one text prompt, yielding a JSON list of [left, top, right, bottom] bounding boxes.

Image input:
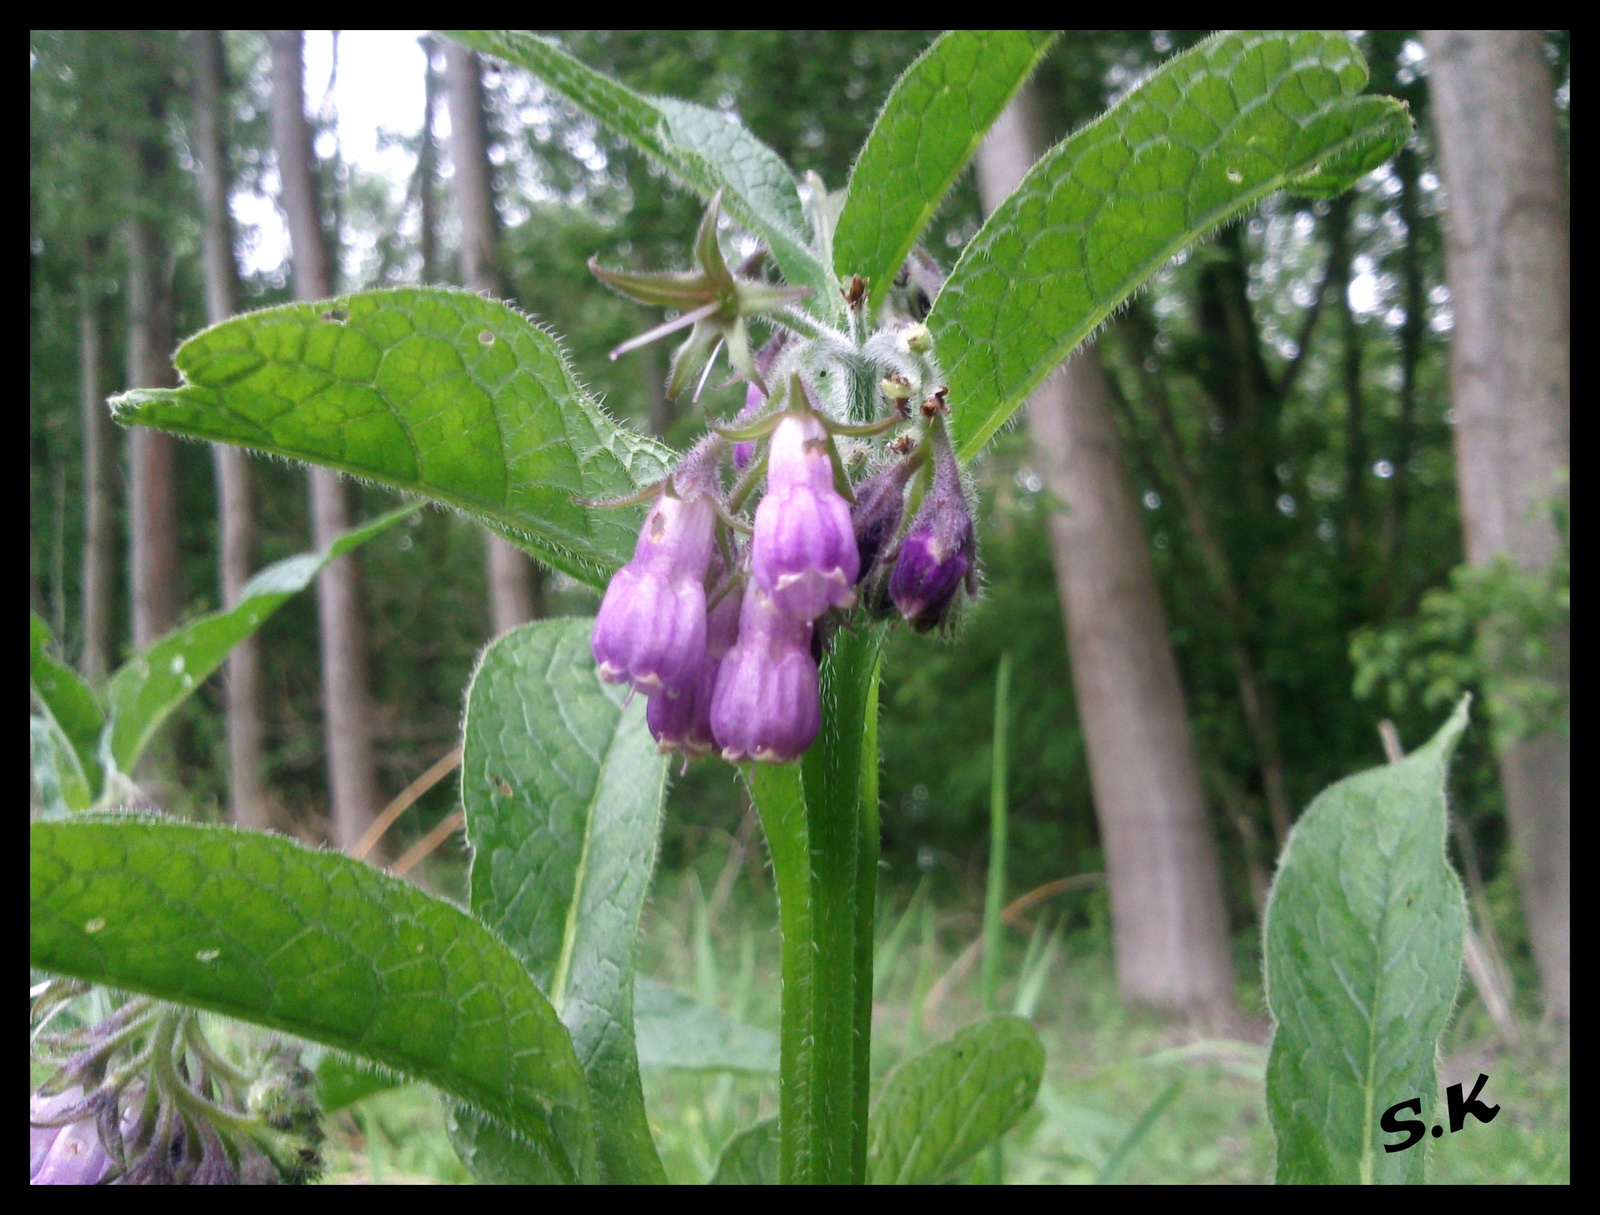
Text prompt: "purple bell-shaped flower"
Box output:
[[889, 422, 975, 632], [751, 409, 860, 622], [647, 570, 743, 756], [592, 487, 717, 696], [709, 580, 821, 763]]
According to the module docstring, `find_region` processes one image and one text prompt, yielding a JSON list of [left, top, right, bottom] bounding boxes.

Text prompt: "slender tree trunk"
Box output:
[[124, 79, 183, 651], [444, 42, 541, 634], [1424, 29, 1570, 1021], [192, 29, 269, 830], [1377, 147, 1425, 613], [269, 30, 384, 853], [78, 261, 115, 680], [417, 35, 442, 286], [976, 87, 1235, 1017]]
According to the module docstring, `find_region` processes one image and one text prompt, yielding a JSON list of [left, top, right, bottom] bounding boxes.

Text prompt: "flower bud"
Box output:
[[889, 425, 975, 632], [751, 412, 860, 621], [592, 490, 717, 696], [710, 582, 821, 764], [849, 459, 916, 577], [30, 1087, 113, 1186]]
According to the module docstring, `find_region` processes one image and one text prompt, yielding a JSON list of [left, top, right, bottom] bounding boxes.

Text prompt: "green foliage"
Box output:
[[1353, 551, 1569, 750], [710, 1118, 781, 1184], [457, 617, 666, 1182], [29, 816, 598, 1182], [833, 31, 1057, 317], [110, 290, 671, 588], [448, 31, 834, 308], [866, 1015, 1046, 1183], [1264, 699, 1470, 1184], [30, 613, 104, 808], [634, 977, 778, 1074], [929, 29, 1411, 460]]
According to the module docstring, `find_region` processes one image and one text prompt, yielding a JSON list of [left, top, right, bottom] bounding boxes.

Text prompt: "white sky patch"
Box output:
[[235, 31, 428, 278]]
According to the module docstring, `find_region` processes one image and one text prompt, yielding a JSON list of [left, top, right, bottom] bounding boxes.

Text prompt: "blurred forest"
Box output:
[[29, 29, 1569, 1037]]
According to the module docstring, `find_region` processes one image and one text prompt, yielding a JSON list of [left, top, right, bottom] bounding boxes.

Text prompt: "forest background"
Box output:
[[29, 30, 1569, 1183]]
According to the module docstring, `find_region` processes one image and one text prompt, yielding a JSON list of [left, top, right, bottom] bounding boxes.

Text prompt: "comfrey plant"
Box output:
[[31, 31, 1472, 1186]]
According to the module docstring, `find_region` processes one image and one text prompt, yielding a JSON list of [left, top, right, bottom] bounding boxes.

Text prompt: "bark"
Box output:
[[1321, 195, 1368, 563], [192, 29, 269, 830], [976, 88, 1235, 1017], [417, 35, 442, 285], [78, 262, 115, 680], [269, 30, 384, 853], [1377, 147, 1426, 612], [1424, 30, 1570, 1021], [445, 42, 541, 634], [124, 79, 183, 650]]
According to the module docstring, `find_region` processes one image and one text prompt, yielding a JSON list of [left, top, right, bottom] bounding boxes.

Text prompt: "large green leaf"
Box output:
[[633, 977, 778, 1074], [1264, 699, 1470, 1184], [448, 31, 833, 306], [833, 30, 1057, 317], [31, 715, 90, 817], [102, 503, 419, 778], [866, 1015, 1046, 1184], [30, 613, 104, 805], [928, 29, 1411, 461], [710, 1119, 781, 1185], [29, 817, 597, 1182], [110, 289, 672, 588], [457, 618, 668, 1183]]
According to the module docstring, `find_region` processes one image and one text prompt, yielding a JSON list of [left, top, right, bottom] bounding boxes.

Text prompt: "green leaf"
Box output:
[[102, 503, 419, 778], [458, 618, 668, 1183], [1264, 698, 1471, 1184], [29, 816, 597, 1182], [633, 977, 778, 1074], [866, 1015, 1045, 1184], [710, 1119, 781, 1185], [313, 1054, 397, 1113], [928, 29, 1411, 461], [448, 32, 832, 307], [834, 30, 1057, 317], [31, 715, 90, 817], [110, 288, 672, 588], [30, 612, 104, 799]]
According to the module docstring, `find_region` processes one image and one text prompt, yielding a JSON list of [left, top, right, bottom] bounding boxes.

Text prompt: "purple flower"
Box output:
[[732, 382, 762, 471], [889, 427, 975, 632], [751, 412, 860, 621], [710, 581, 821, 764], [849, 459, 916, 577], [593, 490, 717, 696], [30, 1087, 115, 1186], [647, 576, 742, 756]]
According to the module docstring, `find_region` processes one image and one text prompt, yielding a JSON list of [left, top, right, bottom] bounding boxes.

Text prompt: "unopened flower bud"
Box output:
[[710, 582, 821, 764], [850, 459, 916, 577], [752, 412, 860, 621], [647, 575, 742, 756], [593, 490, 717, 696], [30, 1087, 114, 1186]]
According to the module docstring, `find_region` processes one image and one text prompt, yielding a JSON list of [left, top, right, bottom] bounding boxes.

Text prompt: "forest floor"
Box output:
[[317, 856, 1570, 1185]]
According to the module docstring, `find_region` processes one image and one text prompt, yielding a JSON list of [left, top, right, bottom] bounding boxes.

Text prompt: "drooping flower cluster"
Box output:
[[30, 984, 323, 1185], [590, 206, 978, 765]]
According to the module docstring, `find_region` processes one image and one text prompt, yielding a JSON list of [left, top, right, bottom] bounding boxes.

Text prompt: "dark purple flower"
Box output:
[[849, 459, 916, 577], [751, 412, 860, 621], [710, 581, 821, 763], [593, 491, 717, 696], [888, 426, 975, 632], [647, 576, 742, 756]]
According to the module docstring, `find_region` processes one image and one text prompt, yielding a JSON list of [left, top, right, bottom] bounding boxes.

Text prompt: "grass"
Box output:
[[308, 841, 1569, 1184]]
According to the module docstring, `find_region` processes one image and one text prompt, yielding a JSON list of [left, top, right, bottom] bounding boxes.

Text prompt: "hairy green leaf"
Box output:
[[30, 817, 597, 1181], [458, 618, 667, 1183], [448, 32, 832, 306], [31, 715, 90, 816], [710, 1118, 781, 1184], [103, 504, 418, 778], [928, 29, 1411, 461], [1265, 699, 1470, 1184], [867, 1015, 1045, 1184], [633, 977, 778, 1074], [30, 612, 104, 799], [110, 289, 672, 588], [834, 30, 1057, 317]]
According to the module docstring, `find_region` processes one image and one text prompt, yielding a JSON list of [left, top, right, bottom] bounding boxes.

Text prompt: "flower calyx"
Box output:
[[591, 190, 811, 400]]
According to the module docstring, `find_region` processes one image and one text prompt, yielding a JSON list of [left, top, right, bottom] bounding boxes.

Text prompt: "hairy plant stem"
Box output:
[[749, 625, 885, 1184]]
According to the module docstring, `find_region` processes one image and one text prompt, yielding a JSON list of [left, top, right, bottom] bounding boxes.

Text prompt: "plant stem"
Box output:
[[981, 651, 1012, 1184]]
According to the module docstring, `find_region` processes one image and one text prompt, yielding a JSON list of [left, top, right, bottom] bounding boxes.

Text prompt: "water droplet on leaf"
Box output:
[[83, 918, 106, 934]]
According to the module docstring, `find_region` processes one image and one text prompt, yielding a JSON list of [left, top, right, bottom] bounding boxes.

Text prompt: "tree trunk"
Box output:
[[1424, 29, 1570, 1021], [78, 262, 115, 680], [192, 29, 269, 830], [444, 42, 541, 635], [269, 30, 384, 853], [975, 88, 1235, 1017], [124, 83, 183, 651]]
